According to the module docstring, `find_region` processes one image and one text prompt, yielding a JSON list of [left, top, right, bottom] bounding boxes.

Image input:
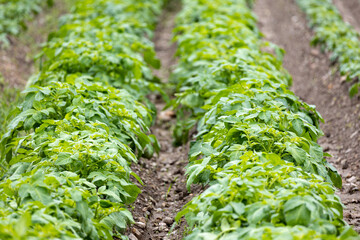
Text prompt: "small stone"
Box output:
[[149, 196, 156, 203], [159, 222, 167, 231], [135, 221, 146, 229], [132, 228, 142, 238], [163, 217, 173, 226], [345, 148, 352, 153], [350, 131, 358, 139], [159, 110, 176, 121], [128, 233, 138, 240], [348, 176, 357, 183], [310, 49, 320, 57], [291, 15, 299, 23], [340, 76, 347, 83], [342, 161, 349, 170], [322, 143, 331, 152]]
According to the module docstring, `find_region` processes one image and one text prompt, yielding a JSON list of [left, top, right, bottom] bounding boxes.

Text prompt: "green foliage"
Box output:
[[171, 0, 359, 239], [0, 0, 164, 239], [0, 0, 53, 47], [0, 77, 22, 138], [297, 0, 360, 97]]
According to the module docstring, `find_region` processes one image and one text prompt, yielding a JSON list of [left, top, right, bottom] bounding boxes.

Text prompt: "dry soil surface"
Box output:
[[254, 0, 360, 232], [126, 1, 202, 240]]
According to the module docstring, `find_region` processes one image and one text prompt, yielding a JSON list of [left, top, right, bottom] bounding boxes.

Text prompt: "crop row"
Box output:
[[0, 0, 163, 239], [296, 0, 360, 97], [171, 0, 360, 239], [0, 0, 53, 46]]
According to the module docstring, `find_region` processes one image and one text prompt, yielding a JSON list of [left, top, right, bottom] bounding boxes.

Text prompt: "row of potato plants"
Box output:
[[296, 0, 360, 97], [0, 0, 53, 47], [171, 0, 360, 239], [0, 0, 163, 239]]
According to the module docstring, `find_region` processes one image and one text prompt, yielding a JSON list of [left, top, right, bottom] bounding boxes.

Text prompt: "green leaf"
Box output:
[[284, 198, 311, 226], [286, 145, 307, 165], [291, 118, 304, 136], [55, 152, 72, 165], [349, 83, 359, 98], [29, 186, 52, 205], [230, 202, 245, 216], [144, 49, 161, 69], [15, 212, 31, 237]]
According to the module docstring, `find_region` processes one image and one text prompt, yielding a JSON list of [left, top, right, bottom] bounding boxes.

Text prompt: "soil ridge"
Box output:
[[254, 0, 360, 232]]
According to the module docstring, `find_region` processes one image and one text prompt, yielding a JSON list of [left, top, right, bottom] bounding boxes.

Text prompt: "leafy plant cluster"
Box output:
[[296, 0, 360, 97], [0, 75, 22, 138], [171, 0, 360, 239], [0, 0, 53, 47], [0, 0, 163, 239]]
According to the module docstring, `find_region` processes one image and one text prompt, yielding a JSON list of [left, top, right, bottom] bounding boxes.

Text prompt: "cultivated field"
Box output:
[[0, 0, 359, 239]]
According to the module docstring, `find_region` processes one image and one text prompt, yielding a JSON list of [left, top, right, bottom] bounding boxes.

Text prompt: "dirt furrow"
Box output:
[[333, 0, 360, 33], [254, 0, 360, 232], [126, 2, 201, 239]]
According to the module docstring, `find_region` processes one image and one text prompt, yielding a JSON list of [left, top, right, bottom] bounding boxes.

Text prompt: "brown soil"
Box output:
[[333, 0, 360, 33], [254, 0, 360, 232], [152, 0, 179, 82], [126, 117, 201, 240], [0, 0, 68, 88], [126, 1, 202, 240]]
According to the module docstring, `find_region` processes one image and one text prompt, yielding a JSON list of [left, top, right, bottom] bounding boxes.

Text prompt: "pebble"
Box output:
[[164, 217, 173, 226], [135, 221, 146, 229], [340, 76, 347, 83], [322, 143, 331, 151], [149, 196, 156, 203], [310, 48, 320, 57], [350, 131, 358, 139], [348, 176, 357, 183], [158, 110, 175, 121], [159, 222, 167, 231], [128, 233, 138, 240], [132, 228, 142, 238], [343, 161, 349, 169]]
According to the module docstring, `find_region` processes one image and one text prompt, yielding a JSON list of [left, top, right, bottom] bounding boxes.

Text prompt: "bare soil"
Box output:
[[126, 1, 202, 240], [254, 0, 360, 232], [127, 117, 201, 240]]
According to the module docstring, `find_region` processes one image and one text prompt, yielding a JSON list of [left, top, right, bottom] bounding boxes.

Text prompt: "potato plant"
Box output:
[[0, 0, 53, 46], [297, 0, 360, 97], [0, 0, 163, 239], [171, 0, 360, 239]]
